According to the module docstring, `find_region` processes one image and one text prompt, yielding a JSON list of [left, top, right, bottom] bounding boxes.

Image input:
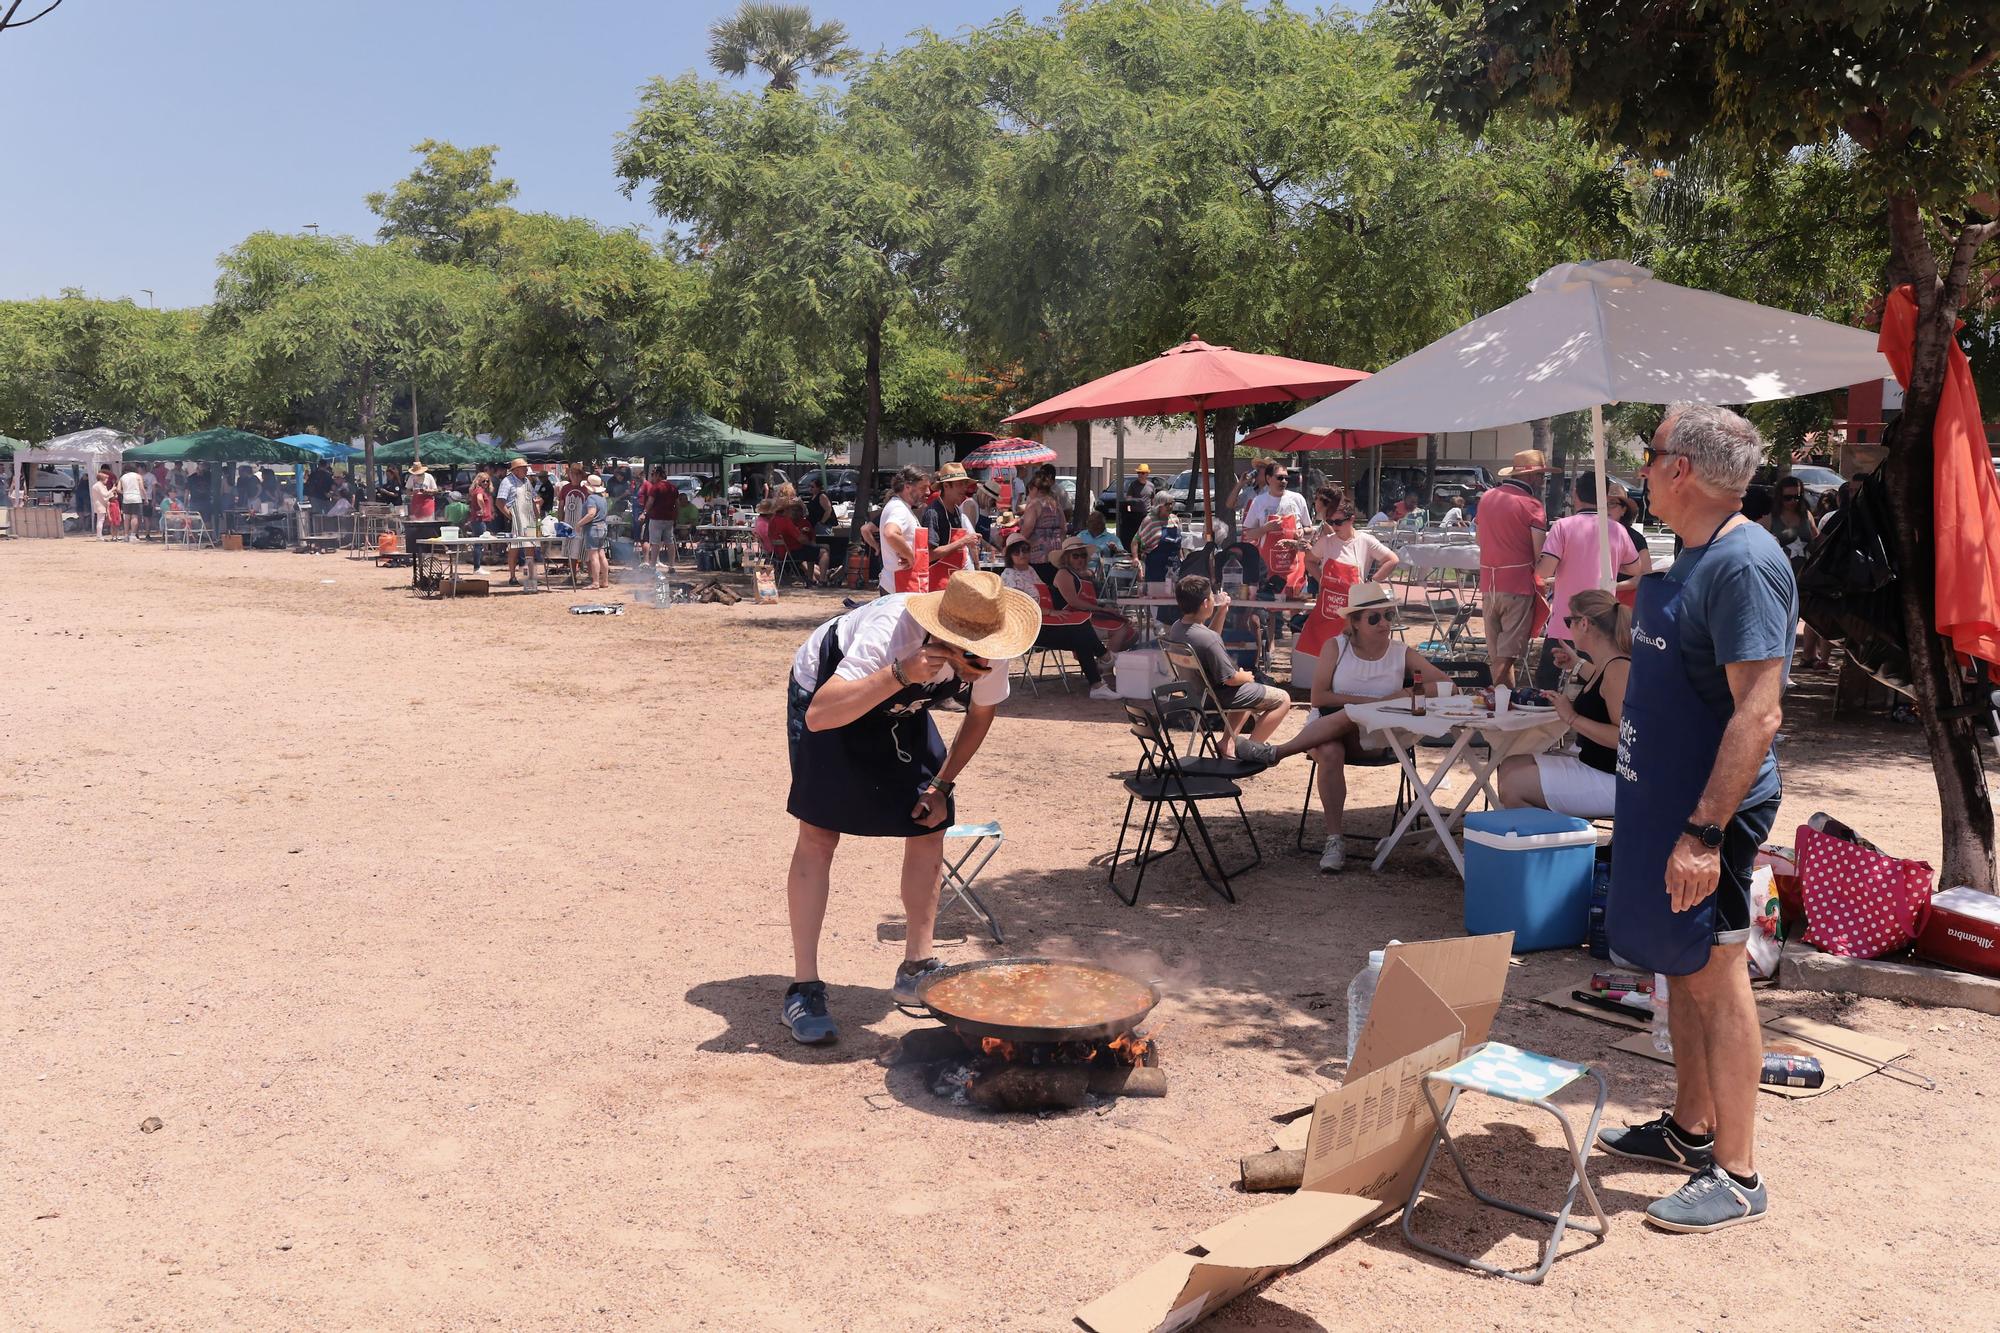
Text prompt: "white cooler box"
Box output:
[[1114, 649, 1174, 700]]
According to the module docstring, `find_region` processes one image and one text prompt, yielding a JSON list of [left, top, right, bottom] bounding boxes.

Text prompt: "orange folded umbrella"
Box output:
[[1878, 286, 2000, 669]]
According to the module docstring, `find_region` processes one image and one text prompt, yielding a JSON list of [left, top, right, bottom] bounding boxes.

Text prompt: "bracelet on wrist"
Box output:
[[891, 659, 910, 687]]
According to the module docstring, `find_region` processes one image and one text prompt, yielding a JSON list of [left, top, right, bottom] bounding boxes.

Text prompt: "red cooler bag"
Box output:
[[1915, 887, 2000, 978], [1796, 823, 1934, 958]]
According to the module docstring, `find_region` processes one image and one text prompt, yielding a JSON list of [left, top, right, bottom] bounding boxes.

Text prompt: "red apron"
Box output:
[[1258, 515, 1308, 596], [894, 526, 930, 593], [1292, 557, 1360, 660], [929, 513, 971, 586]]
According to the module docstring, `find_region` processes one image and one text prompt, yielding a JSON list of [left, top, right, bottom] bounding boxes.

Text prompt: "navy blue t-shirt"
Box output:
[[1669, 518, 1797, 809]]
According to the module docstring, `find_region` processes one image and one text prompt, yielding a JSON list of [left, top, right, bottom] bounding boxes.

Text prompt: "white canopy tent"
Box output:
[[9, 428, 140, 503], [1279, 260, 1893, 580]]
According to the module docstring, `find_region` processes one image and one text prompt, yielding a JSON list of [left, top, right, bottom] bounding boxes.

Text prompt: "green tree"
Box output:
[[365, 139, 519, 265], [465, 213, 699, 454], [706, 2, 858, 93], [208, 232, 489, 470], [0, 293, 214, 438], [1394, 0, 2000, 889], [887, 1, 1622, 517], [617, 73, 969, 536]]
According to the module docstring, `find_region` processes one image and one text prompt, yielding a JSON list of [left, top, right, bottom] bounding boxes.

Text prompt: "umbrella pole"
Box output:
[[1196, 406, 1212, 545], [1591, 403, 1611, 586]]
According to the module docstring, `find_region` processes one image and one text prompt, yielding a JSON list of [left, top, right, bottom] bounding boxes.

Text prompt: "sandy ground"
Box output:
[[4, 539, 1997, 1332]]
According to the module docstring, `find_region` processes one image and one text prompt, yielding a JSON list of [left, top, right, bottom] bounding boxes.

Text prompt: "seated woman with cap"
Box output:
[[1232, 582, 1452, 874], [1048, 536, 1138, 655], [1001, 535, 1120, 699]]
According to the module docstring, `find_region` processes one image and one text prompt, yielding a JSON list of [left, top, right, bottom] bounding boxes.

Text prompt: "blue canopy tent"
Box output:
[[278, 434, 362, 501]]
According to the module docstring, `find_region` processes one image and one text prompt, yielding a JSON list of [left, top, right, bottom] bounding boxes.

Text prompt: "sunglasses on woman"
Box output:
[[1357, 609, 1394, 625]]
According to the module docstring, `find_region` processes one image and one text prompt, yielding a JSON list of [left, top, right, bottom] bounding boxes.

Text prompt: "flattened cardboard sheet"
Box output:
[[1078, 937, 1514, 1333], [1532, 983, 1776, 1032], [1611, 1015, 1909, 1099]]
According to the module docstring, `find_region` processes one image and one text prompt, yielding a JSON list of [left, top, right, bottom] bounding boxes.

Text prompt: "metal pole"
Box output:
[[1591, 403, 1612, 586]]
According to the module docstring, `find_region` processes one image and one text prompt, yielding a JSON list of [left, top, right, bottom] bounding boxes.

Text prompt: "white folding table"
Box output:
[[1343, 699, 1571, 873]]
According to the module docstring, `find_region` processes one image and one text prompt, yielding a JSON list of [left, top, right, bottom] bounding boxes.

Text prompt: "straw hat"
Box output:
[[585, 474, 606, 494], [1053, 535, 1093, 564], [1499, 448, 1550, 478], [1345, 581, 1396, 615], [407, 461, 428, 476], [1136, 463, 1151, 474], [935, 462, 971, 484], [508, 456, 529, 469], [1002, 532, 1030, 555], [903, 570, 1041, 660]]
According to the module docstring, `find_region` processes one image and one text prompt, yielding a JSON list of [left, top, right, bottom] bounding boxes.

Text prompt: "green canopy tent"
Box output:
[[615, 408, 822, 469], [125, 428, 318, 464], [0, 435, 23, 458], [371, 432, 511, 468]]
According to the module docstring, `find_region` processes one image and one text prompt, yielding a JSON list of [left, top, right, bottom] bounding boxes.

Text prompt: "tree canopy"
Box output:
[[365, 139, 520, 266]]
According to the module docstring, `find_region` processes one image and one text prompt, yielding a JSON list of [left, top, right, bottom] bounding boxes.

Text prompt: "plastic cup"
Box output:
[[1435, 681, 1455, 698], [1493, 684, 1511, 716]]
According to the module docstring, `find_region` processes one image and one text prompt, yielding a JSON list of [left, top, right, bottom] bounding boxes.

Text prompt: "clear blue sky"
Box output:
[[0, 0, 1060, 308]]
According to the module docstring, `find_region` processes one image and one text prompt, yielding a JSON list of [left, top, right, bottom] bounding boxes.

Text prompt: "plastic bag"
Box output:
[[1745, 865, 1782, 980]]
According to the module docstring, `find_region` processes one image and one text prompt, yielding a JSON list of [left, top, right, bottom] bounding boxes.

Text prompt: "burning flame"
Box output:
[[1108, 1032, 1153, 1065], [980, 1036, 1019, 1060]]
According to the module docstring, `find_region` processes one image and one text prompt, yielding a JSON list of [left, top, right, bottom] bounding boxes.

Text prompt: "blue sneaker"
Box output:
[[782, 981, 838, 1045], [1598, 1111, 1714, 1169], [892, 957, 945, 1007], [1645, 1163, 1768, 1233]]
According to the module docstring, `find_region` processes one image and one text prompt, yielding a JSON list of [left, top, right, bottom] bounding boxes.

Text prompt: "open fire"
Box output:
[[913, 1027, 1166, 1112]]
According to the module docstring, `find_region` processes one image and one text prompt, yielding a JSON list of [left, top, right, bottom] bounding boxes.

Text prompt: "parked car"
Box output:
[[792, 467, 860, 503], [1096, 474, 1156, 518]]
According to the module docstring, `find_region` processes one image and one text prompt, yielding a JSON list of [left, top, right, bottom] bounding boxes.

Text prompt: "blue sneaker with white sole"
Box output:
[[782, 980, 838, 1044], [1645, 1163, 1768, 1233]]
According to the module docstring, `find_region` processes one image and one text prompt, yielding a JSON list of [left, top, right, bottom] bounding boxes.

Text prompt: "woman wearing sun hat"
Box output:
[[780, 571, 1042, 1044], [1233, 581, 1453, 873]]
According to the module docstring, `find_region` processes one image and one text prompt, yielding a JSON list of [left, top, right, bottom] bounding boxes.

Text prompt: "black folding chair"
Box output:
[[1152, 665, 1271, 780], [1107, 701, 1261, 906]]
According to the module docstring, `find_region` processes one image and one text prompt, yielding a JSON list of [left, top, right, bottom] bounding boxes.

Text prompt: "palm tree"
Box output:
[[706, 3, 858, 93]]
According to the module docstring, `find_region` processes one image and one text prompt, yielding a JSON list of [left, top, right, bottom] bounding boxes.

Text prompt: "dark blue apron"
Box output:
[[785, 607, 968, 837], [1607, 518, 1735, 977]]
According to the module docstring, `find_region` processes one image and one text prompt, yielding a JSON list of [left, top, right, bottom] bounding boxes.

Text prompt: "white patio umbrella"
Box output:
[[1279, 260, 1892, 580]]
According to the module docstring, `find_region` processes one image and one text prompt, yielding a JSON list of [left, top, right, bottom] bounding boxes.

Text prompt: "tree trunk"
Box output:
[[360, 360, 377, 482], [1210, 406, 1237, 539], [851, 309, 884, 544], [1075, 419, 1093, 533], [1880, 202, 1996, 892], [1532, 416, 1557, 512]]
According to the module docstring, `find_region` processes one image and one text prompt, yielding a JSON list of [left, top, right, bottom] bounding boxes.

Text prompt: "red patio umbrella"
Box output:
[[1241, 420, 1419, 498], [1003, 338, 1369, 540]]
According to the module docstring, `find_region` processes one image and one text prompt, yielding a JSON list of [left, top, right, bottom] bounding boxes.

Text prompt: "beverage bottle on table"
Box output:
[[1345, 940, 1402, 1065]]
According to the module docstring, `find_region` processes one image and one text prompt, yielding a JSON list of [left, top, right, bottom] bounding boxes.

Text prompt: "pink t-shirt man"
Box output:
[[1540, 511, 1638, 641], [1475, 480, 1546, 596]]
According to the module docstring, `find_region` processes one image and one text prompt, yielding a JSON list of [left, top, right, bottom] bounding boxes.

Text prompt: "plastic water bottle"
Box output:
[[1345, 940, 1402, 1065], [653, 563, 671, 608], [1221, 550, 1245, 596], [1650, 973, 1673, 1056]]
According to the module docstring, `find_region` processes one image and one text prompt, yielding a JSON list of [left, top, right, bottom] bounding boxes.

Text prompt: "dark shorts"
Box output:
[[1714, 796, 1780, 942]]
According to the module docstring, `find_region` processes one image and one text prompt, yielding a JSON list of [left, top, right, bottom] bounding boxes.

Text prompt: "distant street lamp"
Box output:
[[303, 222, 320, 237], [140, 288, 153, 307]]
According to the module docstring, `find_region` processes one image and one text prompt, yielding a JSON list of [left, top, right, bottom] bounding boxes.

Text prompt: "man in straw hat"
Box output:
[[1476, 448, 1552, 689], [496, 457, 543, 589], [781, 571, 1041, 1044], [922, 461, 983, 586]]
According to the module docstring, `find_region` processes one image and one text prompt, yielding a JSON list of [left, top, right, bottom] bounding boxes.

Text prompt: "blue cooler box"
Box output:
[[1463, 809, 1599, 951]]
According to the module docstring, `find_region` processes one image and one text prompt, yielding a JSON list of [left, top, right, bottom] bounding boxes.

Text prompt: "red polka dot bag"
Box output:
[[1796, 824, 1935, 958]]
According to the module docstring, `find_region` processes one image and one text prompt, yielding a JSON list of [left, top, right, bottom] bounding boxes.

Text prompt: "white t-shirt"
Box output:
[[118, 472, 145, 505], [1306, 529, 1395, 578], [1000, 567, 1043, 598], [1369, 509, 1392, 525], [877, 496, 920, 593], [792, 595, 1011, 707], [1243, 489, 1311, 534]]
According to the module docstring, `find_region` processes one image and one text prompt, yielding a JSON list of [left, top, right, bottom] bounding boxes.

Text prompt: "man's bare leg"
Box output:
[[787, 822, 840, 982], [898, 829, 947, 963], [1666, 976, 1715, 1135], [1678, 940, 1759, 1175]]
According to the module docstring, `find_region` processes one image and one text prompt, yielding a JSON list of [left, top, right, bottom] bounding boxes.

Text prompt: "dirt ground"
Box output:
[[4, 539, 1997, 1332]]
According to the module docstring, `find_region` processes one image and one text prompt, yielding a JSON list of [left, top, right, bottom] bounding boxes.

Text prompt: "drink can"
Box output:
[[1760, 1053, 1826, 1088]]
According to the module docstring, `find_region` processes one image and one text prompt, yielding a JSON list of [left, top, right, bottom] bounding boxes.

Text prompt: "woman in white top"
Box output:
[[1232, 582, 1450, 873], [89, 469, 113, 538], [875, 465, 928, 594]]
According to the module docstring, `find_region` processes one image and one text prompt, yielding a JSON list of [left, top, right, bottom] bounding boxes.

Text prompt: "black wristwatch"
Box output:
[[1682, 821, 1725, 850]]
